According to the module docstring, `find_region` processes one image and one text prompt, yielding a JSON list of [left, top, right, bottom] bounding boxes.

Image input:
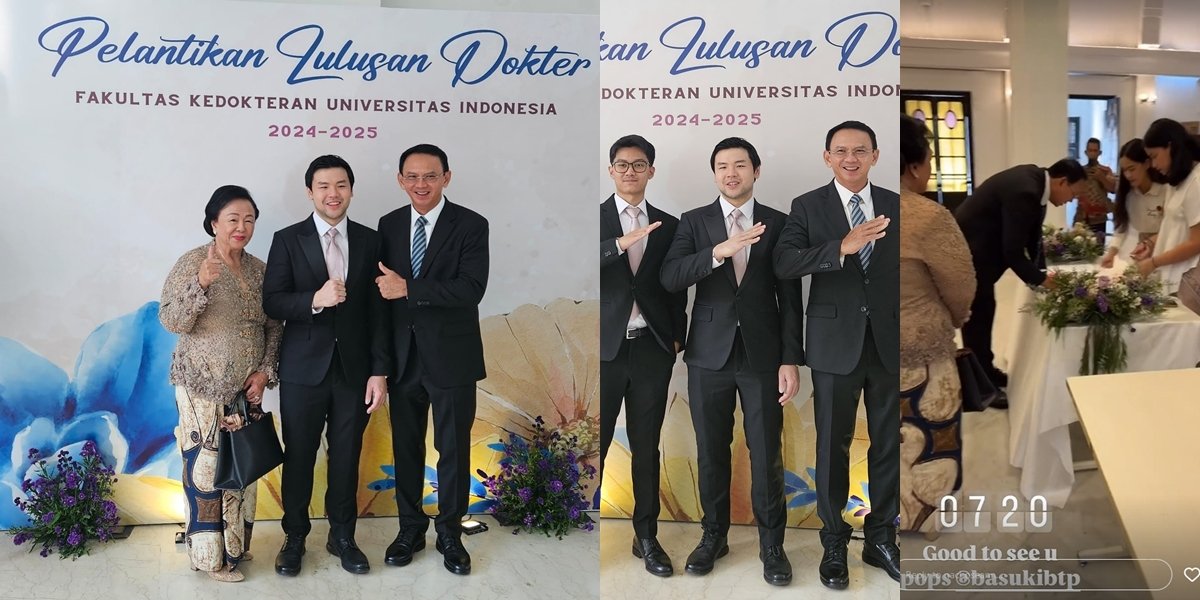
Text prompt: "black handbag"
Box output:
[[214, 391, 284, 491], [955, 348, 998, 412]]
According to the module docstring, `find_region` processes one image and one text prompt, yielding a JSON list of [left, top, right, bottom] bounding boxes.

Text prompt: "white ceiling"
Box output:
[[901, 0, 1200, 51]]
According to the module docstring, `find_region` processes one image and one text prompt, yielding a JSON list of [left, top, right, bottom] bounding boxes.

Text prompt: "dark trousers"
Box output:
[[688, 330, 786, 547], [811, 327, 899, 547], [599, 333, 674, 539], [279, 349, 369, 542], [962, 274, 999, 376], [389, 337, 477, 538]]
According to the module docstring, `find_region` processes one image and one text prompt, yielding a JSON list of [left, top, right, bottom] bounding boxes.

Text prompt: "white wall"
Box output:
[[901, 67, 1009, 184]]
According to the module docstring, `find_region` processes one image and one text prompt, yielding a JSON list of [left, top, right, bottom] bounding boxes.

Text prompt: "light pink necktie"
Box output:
[[625, 205, 644, 323], [324, 228, 345, 281], [729, 208, 747, 284]]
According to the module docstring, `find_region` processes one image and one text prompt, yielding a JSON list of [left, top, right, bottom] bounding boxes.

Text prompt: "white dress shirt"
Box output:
[[616, 195, 649, 330], [832, 180, 874, 266], [411, 195, 447, 258], [712, 197, 756, 268], [311, 213, 349, 314]]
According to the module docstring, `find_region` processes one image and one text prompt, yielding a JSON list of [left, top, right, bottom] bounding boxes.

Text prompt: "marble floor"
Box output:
[[0, 515, 599, 600], [599, 518, 900, 599], [898, 273, 1151, 599]]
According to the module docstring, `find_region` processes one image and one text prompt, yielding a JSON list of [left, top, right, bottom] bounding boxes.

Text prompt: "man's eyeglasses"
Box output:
[[829, 148, 873, 159], [401, 173, 444, 184], [612, 161, 650, 173]]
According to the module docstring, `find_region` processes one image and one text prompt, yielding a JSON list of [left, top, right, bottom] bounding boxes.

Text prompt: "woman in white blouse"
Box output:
[[1100, 138, 1165, 268], [1132, 119, 1200, 294]]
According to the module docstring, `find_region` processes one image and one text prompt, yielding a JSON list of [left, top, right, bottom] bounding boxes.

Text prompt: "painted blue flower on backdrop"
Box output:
[[0, 302, 181, 528]]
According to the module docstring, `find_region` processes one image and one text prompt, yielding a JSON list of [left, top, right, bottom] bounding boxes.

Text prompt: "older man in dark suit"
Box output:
[[263, 154, 390, 577], [374, 144, 489, 576], [774, 121, 900, 589], [599, 134, 688, 577], [955, 159, 1087, 394], [661, 137, 803, 587]]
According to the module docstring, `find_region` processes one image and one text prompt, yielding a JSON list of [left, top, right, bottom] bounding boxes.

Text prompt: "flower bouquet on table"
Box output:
[[9, 441, 120, 559], [1024, 266, 1169, 375], [1042, 223, 1104, 264], [477, 416, 597, 538]]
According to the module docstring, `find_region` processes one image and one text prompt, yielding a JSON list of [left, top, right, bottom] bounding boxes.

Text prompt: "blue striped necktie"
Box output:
[[850, 194, 871, 269], [412, 215, 427, 278]]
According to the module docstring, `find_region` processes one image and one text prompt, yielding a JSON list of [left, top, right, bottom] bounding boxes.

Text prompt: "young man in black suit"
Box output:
[[773, 121, 900, 588], [599, 134, 687, 577], [661, 137, 804, 587], [374, 144, 489, 576], [263, 155, 390, 577], [955, 159, 1087, 394]]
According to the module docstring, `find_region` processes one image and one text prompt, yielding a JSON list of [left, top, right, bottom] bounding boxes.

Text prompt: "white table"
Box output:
[[1004, 263, 1200, 507], [1068, 370, 1200, 599]]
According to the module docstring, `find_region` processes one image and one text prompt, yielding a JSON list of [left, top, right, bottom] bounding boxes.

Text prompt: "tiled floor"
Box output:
[[599, 518, 900, 599], [0, 515, 599, 600]]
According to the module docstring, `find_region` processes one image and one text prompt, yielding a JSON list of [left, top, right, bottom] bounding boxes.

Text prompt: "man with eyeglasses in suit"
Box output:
[[374, 143, 489, 576], [774, 121, 900, 589], [600, 134, 687, 577]]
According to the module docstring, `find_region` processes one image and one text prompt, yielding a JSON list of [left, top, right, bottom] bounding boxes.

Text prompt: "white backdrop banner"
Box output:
[[598, 0, 899, 529], [0, 0, 600, 528]]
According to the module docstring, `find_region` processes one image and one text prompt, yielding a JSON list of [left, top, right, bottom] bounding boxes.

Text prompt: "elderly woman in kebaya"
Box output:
[[159, 185, 281, 582]]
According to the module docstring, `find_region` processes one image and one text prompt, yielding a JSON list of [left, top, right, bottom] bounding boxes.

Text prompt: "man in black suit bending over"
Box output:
[[374, 144, 489, 576], [773, 121, 900, 588], [955, 159, 1087, 394], [599, 134, 687, 577], [263, 155, 390, 577], [661, 137, 803, 587]]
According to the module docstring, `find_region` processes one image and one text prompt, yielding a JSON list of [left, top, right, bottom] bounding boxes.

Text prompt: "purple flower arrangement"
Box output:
[[477, 416, 596, 539], [10, 440, 119, 559], [1042, 223, 1104, 263], [1026, 266, 1168, 374]]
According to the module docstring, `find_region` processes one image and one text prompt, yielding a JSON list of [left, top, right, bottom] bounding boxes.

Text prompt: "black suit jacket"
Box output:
[[262, 216, 390, 386], [954, 164, 1048, 286], [377, 199, 488, 388], [599, 196, 687, 360], [773, 181, 900, 376], [661, 199, 804, 372]]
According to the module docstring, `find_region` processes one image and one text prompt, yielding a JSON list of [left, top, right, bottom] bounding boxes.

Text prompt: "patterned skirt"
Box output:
[[899, 358, 962, 533], [174, 386, 256, 572]]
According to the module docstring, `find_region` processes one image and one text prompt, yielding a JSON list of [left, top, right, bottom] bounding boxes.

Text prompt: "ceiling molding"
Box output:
[[901, 37, 1200, 77]]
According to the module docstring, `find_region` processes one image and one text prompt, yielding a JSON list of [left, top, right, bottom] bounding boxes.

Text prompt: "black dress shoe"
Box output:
[[684, 528, 728, 575], [326, 538, 370, 574], [631, 537, 673, 577], [819, 542, 849, 590], [435, 533, 471, 575], [384, 527, 427, 567], [990, 390, 1009, 410], [863, 541, 901, 583], [274, 535, 305, 577], [760, 545, 792, 586]]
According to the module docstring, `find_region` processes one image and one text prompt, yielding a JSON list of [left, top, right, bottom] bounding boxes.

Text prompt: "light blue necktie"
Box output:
[[411, 216, 427, 278], [850, 194, 871, 269]]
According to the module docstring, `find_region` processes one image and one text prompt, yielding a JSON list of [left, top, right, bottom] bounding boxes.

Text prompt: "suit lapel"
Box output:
[[298, 217, 329, 282], [869, 185, 899, 275], [702, 199, 737, 289], [641, 201, 670, 278], [822, 182, 865, 275], [419, 198, 455, 278], [345, 220, 366, 284], [393, 206, 414, 278], [602, 196, 634, 278], [741, 204, 773, 284]]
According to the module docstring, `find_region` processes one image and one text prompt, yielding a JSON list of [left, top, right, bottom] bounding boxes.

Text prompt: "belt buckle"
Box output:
[[625, 328, 640, 339]]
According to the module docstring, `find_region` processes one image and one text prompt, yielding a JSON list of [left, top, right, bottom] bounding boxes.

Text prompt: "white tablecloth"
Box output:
[[1003, 263, 1200, 507]]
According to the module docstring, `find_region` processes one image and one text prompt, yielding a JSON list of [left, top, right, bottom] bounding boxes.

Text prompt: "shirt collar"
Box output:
[[832, 179, 872, 208], [312, 213, 347, 238], [718, 196, 755, 221], [412, 196, 447, 229], [615, 195, 648, 216], [1041, 172, 1051, 206]]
